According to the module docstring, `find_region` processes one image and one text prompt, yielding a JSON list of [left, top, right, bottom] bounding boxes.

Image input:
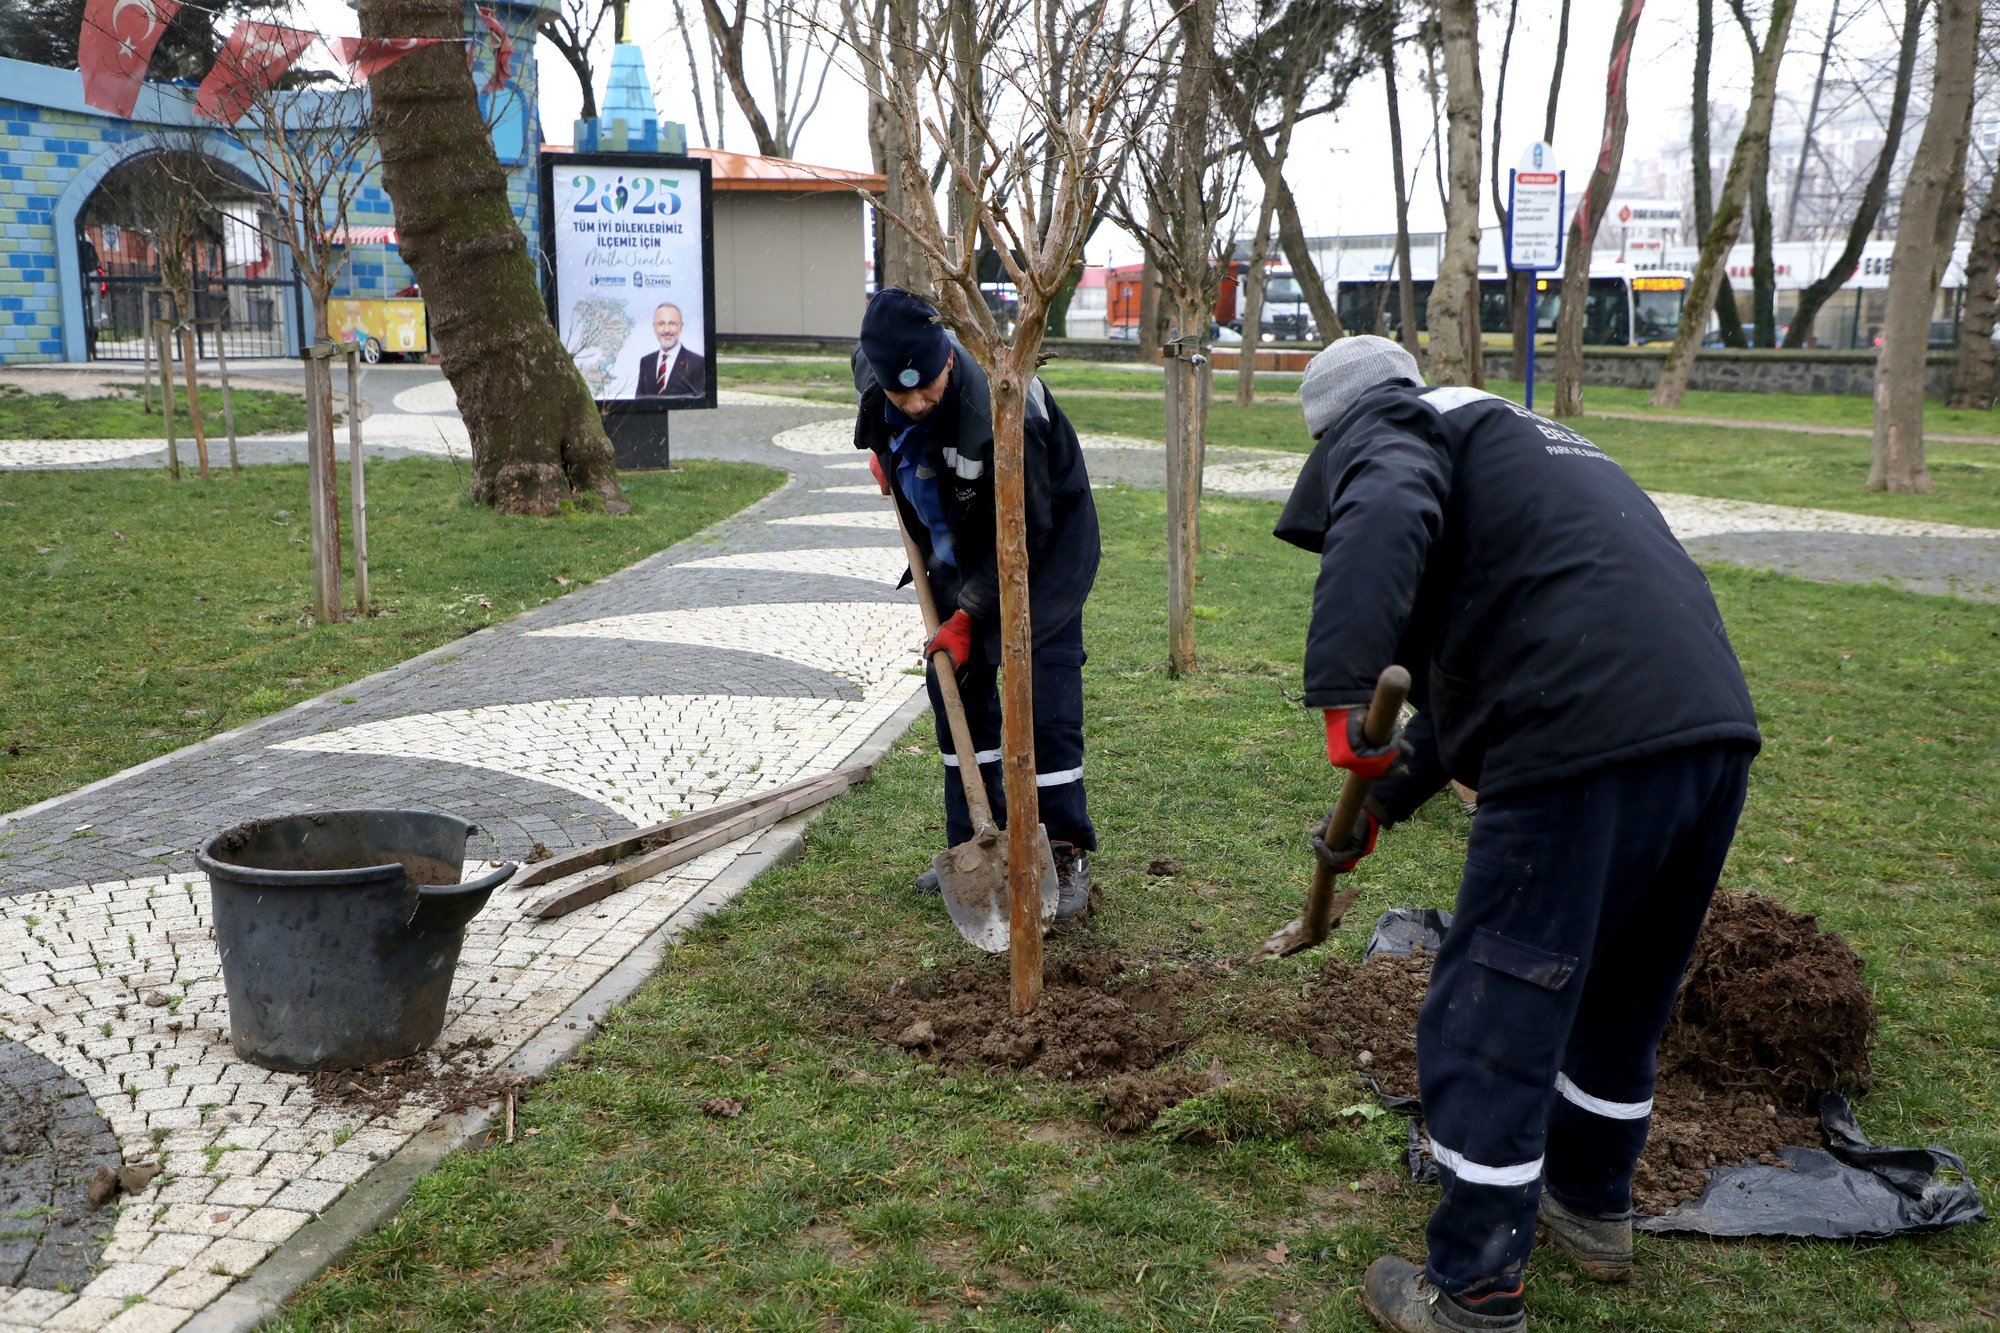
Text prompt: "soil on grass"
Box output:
[[859, 951, 1188, 1081], [1256, 892, 1875, 1212]]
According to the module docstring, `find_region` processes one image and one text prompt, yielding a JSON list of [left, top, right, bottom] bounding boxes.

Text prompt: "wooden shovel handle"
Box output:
[[891, 492, 998, 831], [1301, 665, 1412, 941]]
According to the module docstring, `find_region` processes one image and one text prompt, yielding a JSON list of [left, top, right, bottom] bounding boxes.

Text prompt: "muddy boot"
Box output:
[[1360, 1257, 1525, 1333], [1536, 1187, 1633, 1282], [913, 866, 941, 896], [1051, 843, 1093, 923]]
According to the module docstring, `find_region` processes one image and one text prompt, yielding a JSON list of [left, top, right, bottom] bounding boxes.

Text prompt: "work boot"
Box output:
[[1537, 1187, 1634, 1282], [912, 865, 941, 896], [1051, 843, 1093, 924], [1361, 1257, 1525, 1333]]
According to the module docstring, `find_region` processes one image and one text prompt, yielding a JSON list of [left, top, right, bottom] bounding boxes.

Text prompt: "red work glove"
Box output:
[[869, 451, 891, 496], [926, 609, 975, 670], [1325, 707, 1407, 780], [1312, 804, 1385, 875]]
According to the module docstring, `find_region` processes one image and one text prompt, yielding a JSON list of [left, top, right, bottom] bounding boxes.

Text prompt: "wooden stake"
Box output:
[[303, 349, 343, 623], [155, 321, 179, 481], [214, 324, 240, 475], [141, 297, 155, 415], [991, 357, 1043, 1017], [505, 1090, 516, 1144], [178, 322, 211, 479], [1164, 344, 1197, 676], [346, 350, 370, 616]]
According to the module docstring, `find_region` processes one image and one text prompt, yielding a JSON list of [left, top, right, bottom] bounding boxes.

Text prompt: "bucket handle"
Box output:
[[410, 861, 516, 935]]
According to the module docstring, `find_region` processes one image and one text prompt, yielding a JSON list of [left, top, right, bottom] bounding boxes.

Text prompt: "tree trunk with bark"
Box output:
[[1751, 168, 1777, 346], [1237, 197, 1275, 405], [1163, 0, 1217, 677], [358, 0, 627, 516], [1784, 0, 1841, 242], [1651, 0, 1796, 409], [1552, 0, 1645, 418], [1425, 0, 1482, 387], [1489, 0, 1521, 377], [867, 90, 924, 291], [1216, 70, 1342, 346], [1691, 0, 1748, 349], [1384, 36, 1421, 362], [1948, 169, 2000, 408], [1873, 0, 1980, 492], [1783, 0, 1923, 348]]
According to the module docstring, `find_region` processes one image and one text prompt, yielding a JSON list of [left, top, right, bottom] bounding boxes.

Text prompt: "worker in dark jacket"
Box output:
[[1274, 337, 1761, 1333], [854, 288, 1101, 920]]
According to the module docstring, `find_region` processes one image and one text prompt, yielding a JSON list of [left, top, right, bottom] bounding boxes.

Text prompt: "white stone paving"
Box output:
[[526, 602, 923, 688], [0, 839, 741, 1330], [672, 546, 909, 587], [271, 689, 919, 829], [770, 419, 856, 455], [1649, 492, 1999, 541], [765, 509, 903, 532], [0, 439, 169, 468]]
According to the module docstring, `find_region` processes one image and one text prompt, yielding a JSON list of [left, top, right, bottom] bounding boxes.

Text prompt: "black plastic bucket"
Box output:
[[196, 810, 516, 1071]]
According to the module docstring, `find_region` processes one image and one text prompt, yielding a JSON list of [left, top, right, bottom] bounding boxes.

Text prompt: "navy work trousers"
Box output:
[[925, 611, 1095, 852], [1417, 742, 1754, 1294]]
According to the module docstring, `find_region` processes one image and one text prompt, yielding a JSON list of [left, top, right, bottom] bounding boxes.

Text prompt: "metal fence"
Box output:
[[88, 267, 299, 362]]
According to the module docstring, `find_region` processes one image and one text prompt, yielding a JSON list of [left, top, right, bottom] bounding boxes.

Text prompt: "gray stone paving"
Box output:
[[0, 1041, 121, 1292]]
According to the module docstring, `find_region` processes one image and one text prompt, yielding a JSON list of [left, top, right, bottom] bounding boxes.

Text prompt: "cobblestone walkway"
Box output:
[[3, 381, 1998, 1329]]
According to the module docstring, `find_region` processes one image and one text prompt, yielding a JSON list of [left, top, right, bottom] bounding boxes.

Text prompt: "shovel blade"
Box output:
[[1248, 885, 1364, 964], [936, 823, 1061, 954]]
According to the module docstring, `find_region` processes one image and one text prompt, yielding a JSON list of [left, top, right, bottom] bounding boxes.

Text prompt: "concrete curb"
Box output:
[[180, 683, 932, 1332]]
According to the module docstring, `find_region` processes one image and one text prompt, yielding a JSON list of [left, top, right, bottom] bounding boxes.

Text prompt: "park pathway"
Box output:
[[1, 383, 1998, 1328]]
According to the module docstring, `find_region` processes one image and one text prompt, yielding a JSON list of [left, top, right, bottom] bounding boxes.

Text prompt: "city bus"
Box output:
[[1335, 267, 1693, 347]]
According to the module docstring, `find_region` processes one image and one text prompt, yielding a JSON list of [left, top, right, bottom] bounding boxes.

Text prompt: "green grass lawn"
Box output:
[[0, 459, 782, 813], [0, 383, 311, 439], [281, 488, 1997, 1331], [1482, 374, 2000, 437], [722, 361, 2000, 527]]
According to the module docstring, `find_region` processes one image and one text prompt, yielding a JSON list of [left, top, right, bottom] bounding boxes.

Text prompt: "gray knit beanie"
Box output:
[[1300, 335, 1424, 439]]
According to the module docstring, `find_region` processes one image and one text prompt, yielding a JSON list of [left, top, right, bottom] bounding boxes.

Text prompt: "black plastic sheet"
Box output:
[[1636, 1094, 1988, 1239], [1356, 910, 1988, 1239]]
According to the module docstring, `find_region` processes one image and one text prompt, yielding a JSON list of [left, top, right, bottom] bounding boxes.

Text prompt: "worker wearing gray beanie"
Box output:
[[1300, 334, 1424, 439]]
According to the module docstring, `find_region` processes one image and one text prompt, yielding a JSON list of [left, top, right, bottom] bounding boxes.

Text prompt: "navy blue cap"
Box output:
[[858, 287, 951, 391]]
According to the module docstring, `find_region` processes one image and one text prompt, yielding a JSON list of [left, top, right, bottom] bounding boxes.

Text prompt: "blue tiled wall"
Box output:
[[0, 0, 543, 363]]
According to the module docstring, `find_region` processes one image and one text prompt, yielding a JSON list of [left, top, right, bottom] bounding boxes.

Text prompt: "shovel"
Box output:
[[886, 489, 1059, 953], [1250, 664, 1412, 963]]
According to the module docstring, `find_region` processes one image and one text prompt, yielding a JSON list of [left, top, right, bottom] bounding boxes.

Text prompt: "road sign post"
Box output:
[[1507, 142, 1564, 412]]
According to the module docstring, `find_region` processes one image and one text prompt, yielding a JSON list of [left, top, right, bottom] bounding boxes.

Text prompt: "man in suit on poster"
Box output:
[[636, 302, 707, 397]]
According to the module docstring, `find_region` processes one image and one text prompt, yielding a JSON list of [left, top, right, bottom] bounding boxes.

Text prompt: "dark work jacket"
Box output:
[[1274, 383, 1760, 800], [853, 338, 1100, 654]]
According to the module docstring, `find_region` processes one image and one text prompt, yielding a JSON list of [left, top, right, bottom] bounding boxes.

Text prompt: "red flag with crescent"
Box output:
[[477, 6, 513, 93], [330, 36, 452, 83], [193, 22, 316, 123], [77, 0, 183, 118]]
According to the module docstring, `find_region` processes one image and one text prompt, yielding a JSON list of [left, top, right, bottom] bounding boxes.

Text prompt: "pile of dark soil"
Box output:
[[1259, 892, 1876, 1212], [860, 952, 1187, 1082], [1662, 891, 1875, 1104], [302, 1036, 513, 1117]]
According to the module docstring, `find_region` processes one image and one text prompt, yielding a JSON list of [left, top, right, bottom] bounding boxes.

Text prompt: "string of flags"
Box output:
[[77, 0, 517, 122]]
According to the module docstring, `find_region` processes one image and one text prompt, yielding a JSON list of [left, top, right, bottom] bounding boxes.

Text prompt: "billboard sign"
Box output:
[[541, 152, 717, 412], [1508, 141, 1564, 272]]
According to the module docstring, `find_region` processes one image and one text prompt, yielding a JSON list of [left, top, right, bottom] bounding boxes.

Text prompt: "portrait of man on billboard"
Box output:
[[636, 302, 707, 397]]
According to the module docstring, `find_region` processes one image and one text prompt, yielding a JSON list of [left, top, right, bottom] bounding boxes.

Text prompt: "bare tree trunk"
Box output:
[[1948, 168, 2000, 408], [1652, 0, 1796, 409], [1138, 241, 1162, 358], [176, 320, 211, 479], [700, 0, 784, 156], [1691, 0, 1748, 349], [1237, 199, 1275, 404], [1784, 0, 1923, 348], [1520, 0, 1571, 374], [1164, 0, 1216, 677], [1751, 168, 1777, 346], [1784, 0, 1841, 242], [1384, 38, 1421, 364], [359, 0, 627, 516], [304, 349, 343, 623], [1426, 0, 1482, 386], [1552, 0, 1645, 418], [1873, 0, 1980, 492], [1215, 73, 1343, 344], [1489, 0, 1527, 378], [867, 91, 923, 290]]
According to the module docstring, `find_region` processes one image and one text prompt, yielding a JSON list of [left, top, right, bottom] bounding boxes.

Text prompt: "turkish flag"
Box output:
[[77, 0, 183, 118], [330, 36, 451, 83], [477, 6, 513, 93], [193, 22, 316, 124]]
